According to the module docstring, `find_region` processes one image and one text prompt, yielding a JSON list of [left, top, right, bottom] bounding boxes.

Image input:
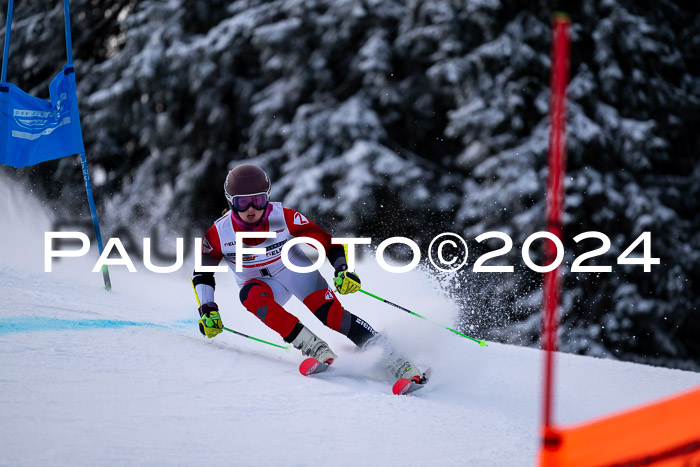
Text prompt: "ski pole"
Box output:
[[190, 279, 290, 350], [358, 288, 488, 347]]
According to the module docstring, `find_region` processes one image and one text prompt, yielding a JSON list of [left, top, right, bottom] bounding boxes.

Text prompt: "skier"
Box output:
[[192, 163, 427, 385]]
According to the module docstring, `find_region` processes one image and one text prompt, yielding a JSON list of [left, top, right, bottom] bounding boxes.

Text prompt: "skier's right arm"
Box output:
[[193, 226, 224, 338]]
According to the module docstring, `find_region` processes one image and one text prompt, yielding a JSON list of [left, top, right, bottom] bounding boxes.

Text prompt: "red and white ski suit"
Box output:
[[192, 202, 375, 346]]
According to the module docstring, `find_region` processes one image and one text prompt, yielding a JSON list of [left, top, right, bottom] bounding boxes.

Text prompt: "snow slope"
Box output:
[[1, 177, 698, 466]]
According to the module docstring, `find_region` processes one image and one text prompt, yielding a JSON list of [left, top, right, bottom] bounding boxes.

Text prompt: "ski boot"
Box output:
[[292, 325, 337, 365], [363, 334, 430, 387]]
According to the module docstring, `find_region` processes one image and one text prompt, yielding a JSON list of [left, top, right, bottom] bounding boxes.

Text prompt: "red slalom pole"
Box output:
[[542, 12, 571, 432]]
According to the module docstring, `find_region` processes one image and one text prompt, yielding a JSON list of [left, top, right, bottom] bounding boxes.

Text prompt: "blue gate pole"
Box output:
[[63, 0, 73, 65], [64, 0, 111, 290], [2, 0, 15, 83], [80, 152, 111, 290]]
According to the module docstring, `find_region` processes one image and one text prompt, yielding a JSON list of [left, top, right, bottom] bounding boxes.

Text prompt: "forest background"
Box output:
[[1, 0, 698, 370]]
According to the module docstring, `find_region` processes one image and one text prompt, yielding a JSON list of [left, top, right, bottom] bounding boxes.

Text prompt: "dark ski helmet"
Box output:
[[224, 164, 271, 211]]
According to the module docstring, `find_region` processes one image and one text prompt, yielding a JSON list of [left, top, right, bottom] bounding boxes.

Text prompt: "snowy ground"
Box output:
[[1, 176, 699, 466]]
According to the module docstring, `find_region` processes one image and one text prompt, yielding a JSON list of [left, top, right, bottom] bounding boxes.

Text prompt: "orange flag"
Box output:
[[540, 386, 700, 466]]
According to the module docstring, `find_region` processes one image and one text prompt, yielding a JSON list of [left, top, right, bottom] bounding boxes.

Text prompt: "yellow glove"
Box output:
[[334, 269, 361, 294], [198, 302, 223, 338]]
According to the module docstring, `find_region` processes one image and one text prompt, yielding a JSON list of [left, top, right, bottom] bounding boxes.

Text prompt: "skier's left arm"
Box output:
[[192, 226, 224, 338], [283, 208, 361, 294]]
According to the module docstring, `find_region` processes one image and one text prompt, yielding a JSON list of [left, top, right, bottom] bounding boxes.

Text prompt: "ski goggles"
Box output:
[[226, 192, 269, 212]]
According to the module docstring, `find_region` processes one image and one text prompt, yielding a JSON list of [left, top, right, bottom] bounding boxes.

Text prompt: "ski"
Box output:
[[301, 358, 432, 396], [392, 367, 432, 396], [299, 357, 332, 376]]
